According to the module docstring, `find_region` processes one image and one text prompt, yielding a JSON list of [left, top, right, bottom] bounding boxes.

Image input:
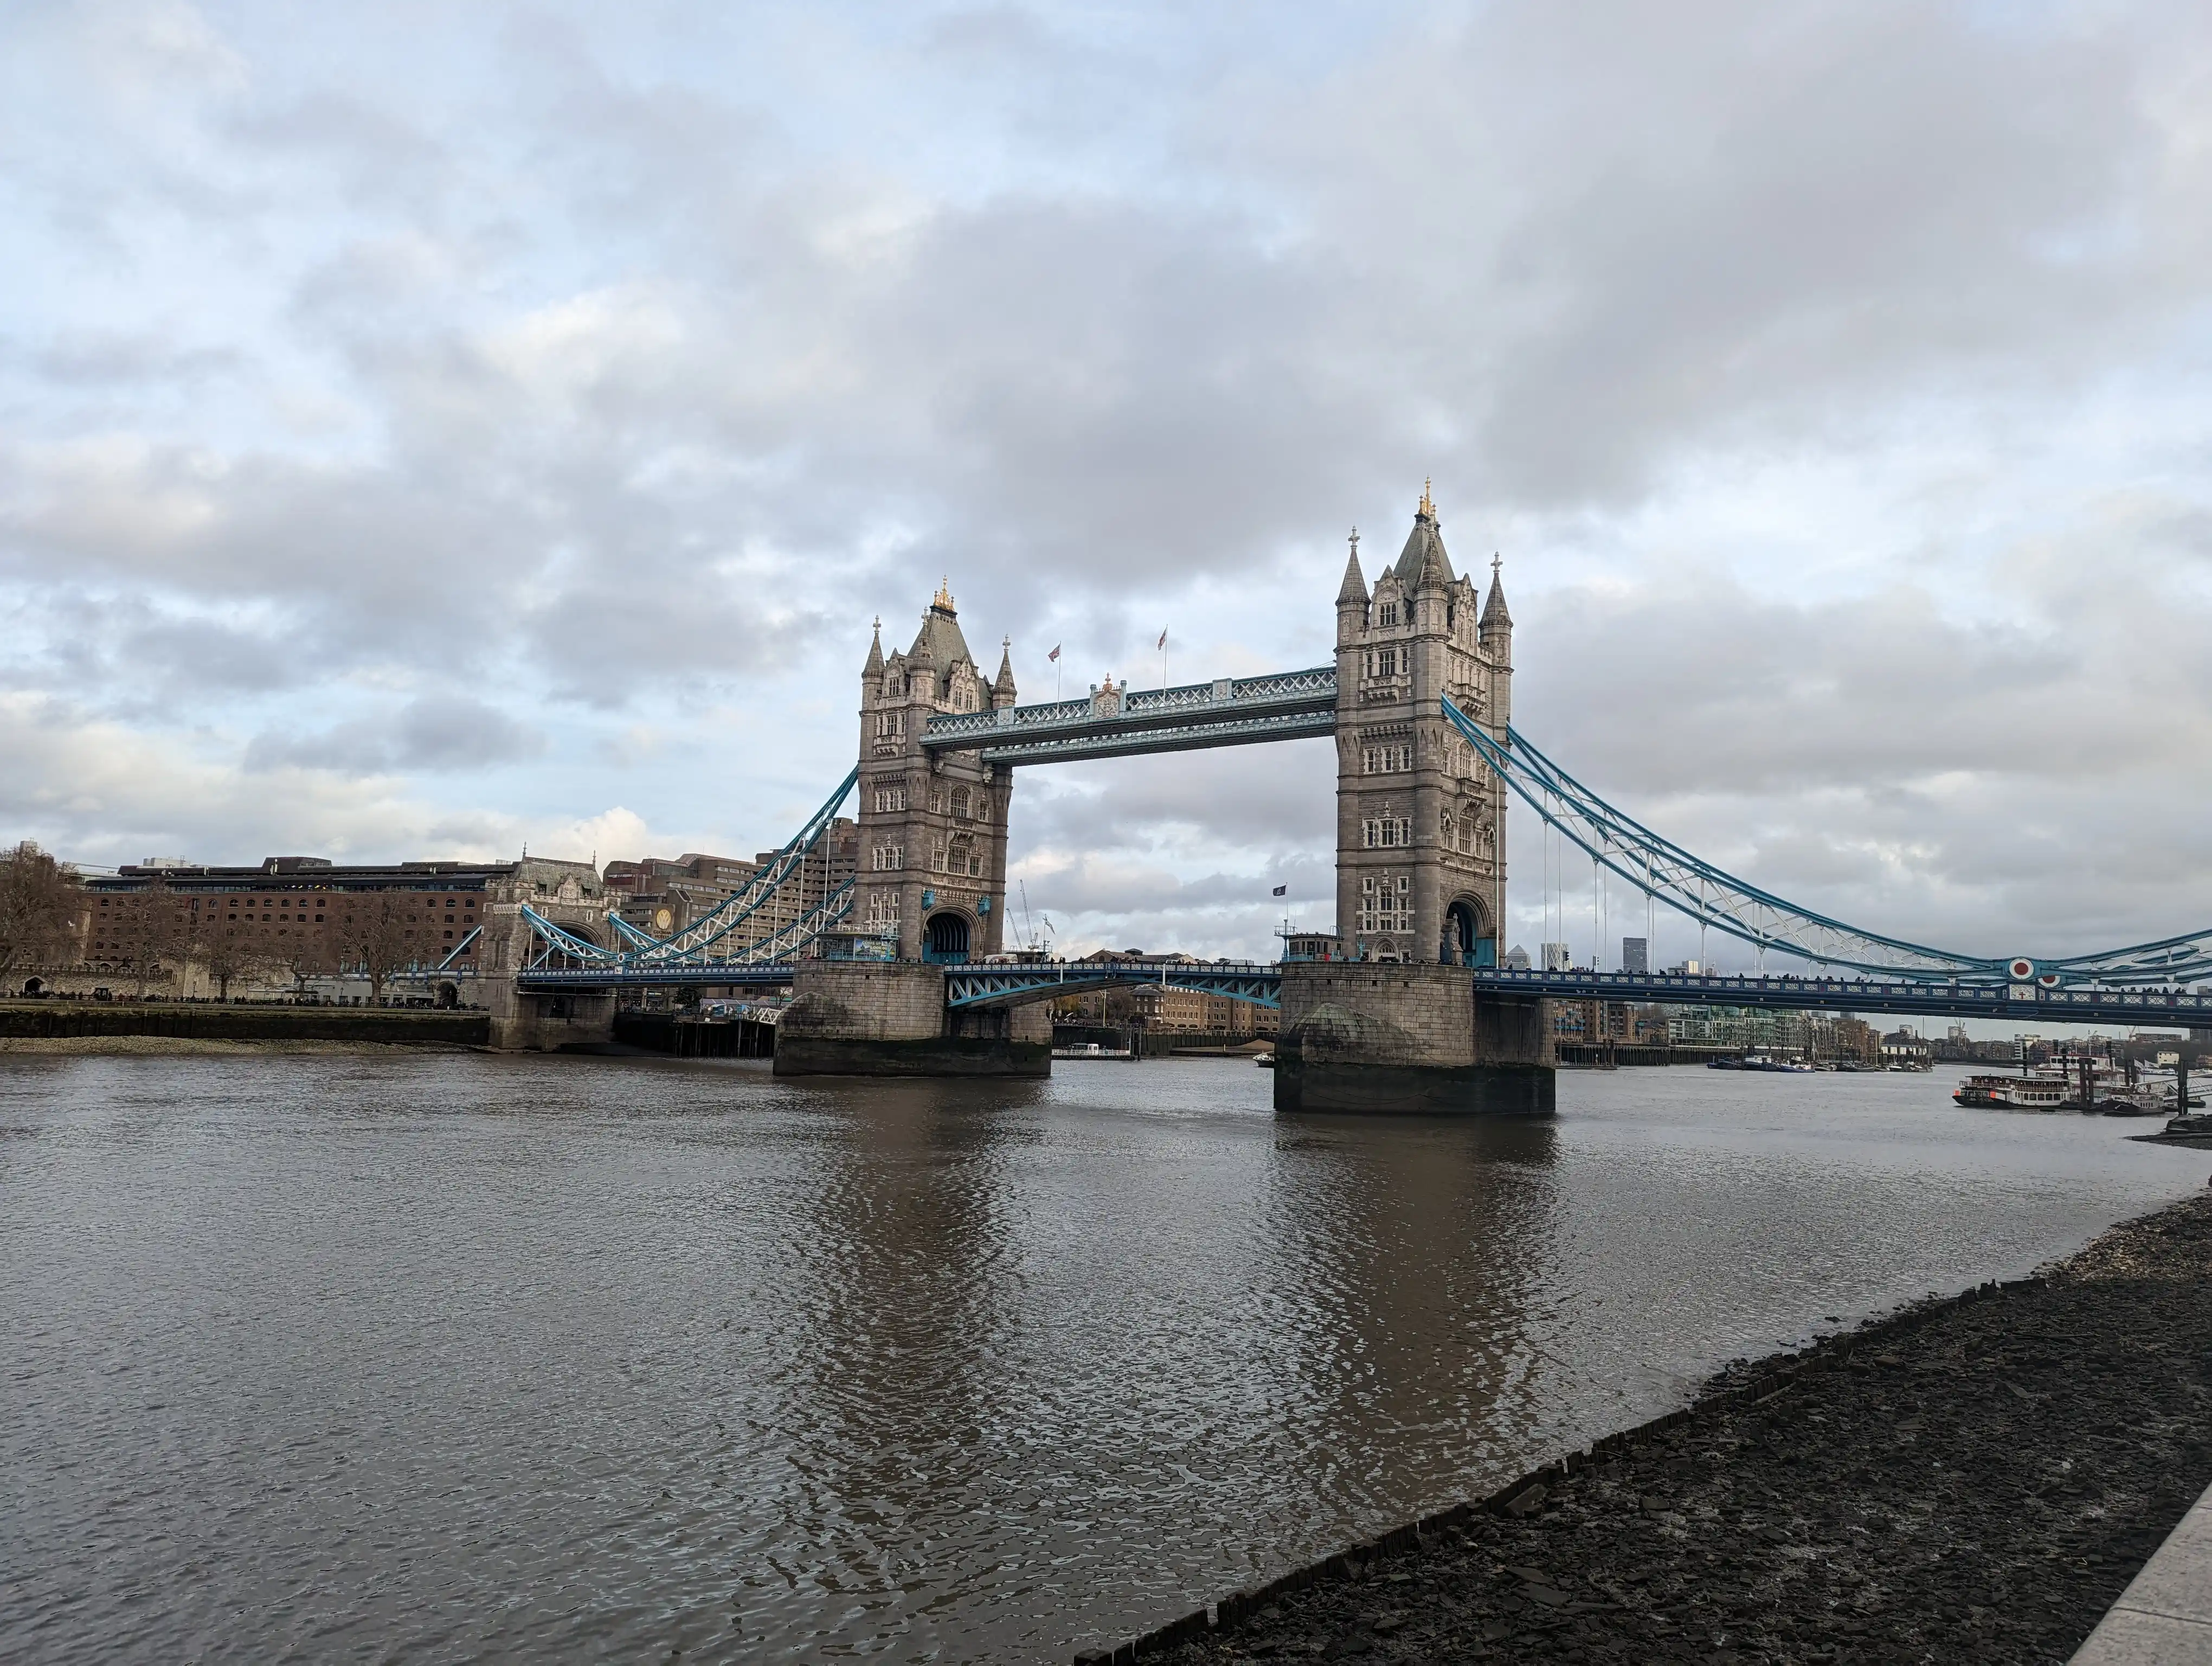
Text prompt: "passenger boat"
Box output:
[[1953, 1074, 2075, 1110]]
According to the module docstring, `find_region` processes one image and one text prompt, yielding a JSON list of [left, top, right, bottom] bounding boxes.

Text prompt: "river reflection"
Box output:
[[3, 1055, 2207, 1663]]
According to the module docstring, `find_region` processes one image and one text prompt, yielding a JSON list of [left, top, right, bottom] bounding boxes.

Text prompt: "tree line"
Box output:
[[0, 842, 443, 1002]]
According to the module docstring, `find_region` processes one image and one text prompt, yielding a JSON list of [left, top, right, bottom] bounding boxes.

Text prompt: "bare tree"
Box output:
[[341, 890, 415, 1003], [192, 909, 266, 1001], [0, 842, 85, 979], [280, 938, 333, 1001], [111, 875, 195, 998]]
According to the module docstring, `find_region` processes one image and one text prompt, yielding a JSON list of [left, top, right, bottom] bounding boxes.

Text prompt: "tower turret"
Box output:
[[1335, 529, 1368, 646]]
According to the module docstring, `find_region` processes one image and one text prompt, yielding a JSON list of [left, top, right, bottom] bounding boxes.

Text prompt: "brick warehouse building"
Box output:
[[64, 855, 603, 997]]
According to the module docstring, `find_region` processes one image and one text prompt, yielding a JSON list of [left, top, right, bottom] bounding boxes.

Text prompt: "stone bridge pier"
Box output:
[[1272, 964, 1553, 1115], [477, 861, 623, 1050], [774, 962, 1050, 1077]]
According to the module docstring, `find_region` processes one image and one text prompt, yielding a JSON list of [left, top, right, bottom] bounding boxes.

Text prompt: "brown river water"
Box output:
[[4, 1054, 2208, 1662]]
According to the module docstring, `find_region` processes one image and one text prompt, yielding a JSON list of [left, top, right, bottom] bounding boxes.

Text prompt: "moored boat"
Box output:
[[1954, 1073, 2075, 1110]]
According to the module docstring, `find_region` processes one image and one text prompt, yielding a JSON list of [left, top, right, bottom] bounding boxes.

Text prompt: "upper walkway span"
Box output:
[[919, 667, 1336, 765]]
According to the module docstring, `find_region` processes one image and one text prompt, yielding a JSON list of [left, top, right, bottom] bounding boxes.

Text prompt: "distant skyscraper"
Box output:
[[1621, 936, 1648, 975], [1541, 941, 1572, 971]]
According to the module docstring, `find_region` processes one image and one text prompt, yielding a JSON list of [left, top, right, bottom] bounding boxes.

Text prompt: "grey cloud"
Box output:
[[5, 2, 2212, 962], [246, 697, 546, 775], [29, 333, 242, 388], [1012, 740, 1336, 857]]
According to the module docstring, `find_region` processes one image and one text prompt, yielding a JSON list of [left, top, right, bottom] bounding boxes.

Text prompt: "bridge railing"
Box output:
[[922, 667, 1336, 753], [1472, 966, 2212, 1024], [942, 958, 1284, 1009]]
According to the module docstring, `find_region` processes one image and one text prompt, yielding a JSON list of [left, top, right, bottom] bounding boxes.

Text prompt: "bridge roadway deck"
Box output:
[[1475, 967, 2212, 1027], [517, 960, 2212, 1029]]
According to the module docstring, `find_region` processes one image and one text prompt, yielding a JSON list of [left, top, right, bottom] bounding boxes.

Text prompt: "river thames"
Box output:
[[5, 1054, 2207, 1662]]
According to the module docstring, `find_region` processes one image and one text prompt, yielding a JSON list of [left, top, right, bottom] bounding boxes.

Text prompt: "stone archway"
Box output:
[[924, 911, 972, 964], [21, 976, 41, 996], [1442, 896, 1495, 966]]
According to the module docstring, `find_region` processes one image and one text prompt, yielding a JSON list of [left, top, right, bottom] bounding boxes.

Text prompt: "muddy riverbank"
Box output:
[[1120, 1191, 2212, 1665]]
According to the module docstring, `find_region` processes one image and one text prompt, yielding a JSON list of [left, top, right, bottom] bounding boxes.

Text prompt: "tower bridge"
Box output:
[[499, 490, 2212, 1111]]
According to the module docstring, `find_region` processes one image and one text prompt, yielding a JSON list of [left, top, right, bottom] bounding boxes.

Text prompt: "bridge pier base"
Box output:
[[484, 979, 617, 1051], [774, 962, 1051, 1078], [1274, 963, 1554, 1116]]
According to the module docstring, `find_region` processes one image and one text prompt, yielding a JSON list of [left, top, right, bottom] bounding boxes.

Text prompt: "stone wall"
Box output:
[[780, 962, 949, 1043], [0, 1001, 488, 1045], [775, 961, 1050, 1077], [482, 980, 616, 1050], [1274, 963, 1552, 1115]]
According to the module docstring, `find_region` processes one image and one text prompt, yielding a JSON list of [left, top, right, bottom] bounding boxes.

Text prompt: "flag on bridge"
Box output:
[[1272, 885, 1288, 896], [1157, 629, 1168, 650], [1049, 644, 1060, 661]]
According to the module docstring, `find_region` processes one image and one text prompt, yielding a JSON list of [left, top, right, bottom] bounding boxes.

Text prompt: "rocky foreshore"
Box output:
[[1092, 1190, 2212, 1665]]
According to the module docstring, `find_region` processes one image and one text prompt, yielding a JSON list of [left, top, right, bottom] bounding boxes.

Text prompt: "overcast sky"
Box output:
[[5, 1, 2211, 970]]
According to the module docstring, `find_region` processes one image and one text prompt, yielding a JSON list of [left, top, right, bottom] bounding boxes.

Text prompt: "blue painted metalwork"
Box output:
[[620, 770, 858, 965], [516, 954, 2212, 1024], [431, 925, 480, 972], [941, 959, 1282, 1009], [518, 879, 856, 978], [1447, 696, 2212, 988], [1472, 966, 2212, 1028], [515, 770, 858, 976], [923, 667, 1336, 766], [518, 964, 799, 991], [1443, 697, 2021, 983]]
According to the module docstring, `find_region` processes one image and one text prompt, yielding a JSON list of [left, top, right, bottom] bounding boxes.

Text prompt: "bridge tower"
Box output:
[[853, 583, 1014, 963], [1332, 485, 1511, 965], [1275, 485, 1552, 1115]]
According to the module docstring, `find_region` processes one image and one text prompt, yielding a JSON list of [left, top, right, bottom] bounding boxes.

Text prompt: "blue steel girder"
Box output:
[[517, 964, 799, 991], [1473, 966, 2212, 1028], [519, 905, 611, 968], [923, 668, 1336, 766], [942, 960, 1281, 1009], [624, 768, 859, 964], [520, 881, 856, 973]]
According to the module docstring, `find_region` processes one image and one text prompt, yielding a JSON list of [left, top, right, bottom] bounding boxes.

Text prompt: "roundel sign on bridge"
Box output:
[[2009, 958, 2036, 981]]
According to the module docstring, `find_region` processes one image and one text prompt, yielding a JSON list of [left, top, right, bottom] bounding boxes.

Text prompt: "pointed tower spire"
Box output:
[[864, 614, 885, 676], [1480, 552, 1512, 631], [1335, 527, 1369, 605], [993, 636, 1017, 707]]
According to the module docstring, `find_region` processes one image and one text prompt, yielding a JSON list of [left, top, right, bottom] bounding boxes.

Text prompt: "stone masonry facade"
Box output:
[[1333, 485, 1514, 965], [854, 584, 1015, 962]]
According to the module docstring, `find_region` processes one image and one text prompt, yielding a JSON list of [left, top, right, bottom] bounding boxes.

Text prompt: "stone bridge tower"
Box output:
[[854, 583, 1014, 963], [1333, 484, 1512, 965]]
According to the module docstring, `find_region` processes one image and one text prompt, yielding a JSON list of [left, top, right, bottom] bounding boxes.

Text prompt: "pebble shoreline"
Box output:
[[1081, 1190, 2212, 1665]]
